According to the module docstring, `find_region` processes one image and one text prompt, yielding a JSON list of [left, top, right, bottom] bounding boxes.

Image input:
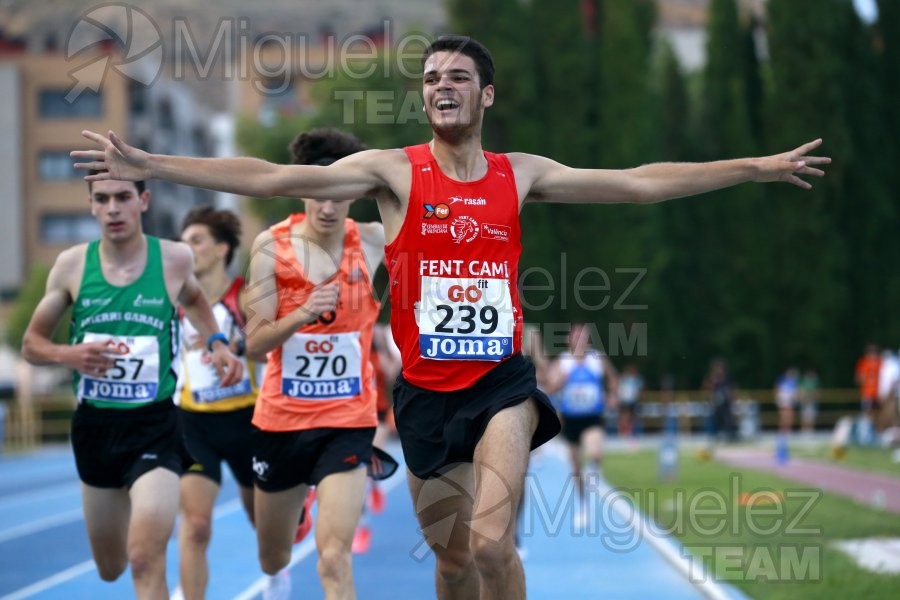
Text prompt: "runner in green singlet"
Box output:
[[21, 177, 242, 600]]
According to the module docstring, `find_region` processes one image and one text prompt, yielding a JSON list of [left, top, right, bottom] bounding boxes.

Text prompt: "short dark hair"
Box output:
[[87, 170, 146, 195], [181, 206, 242, 267], [288, 128, 366, 166], [423, 35, 495, 89]]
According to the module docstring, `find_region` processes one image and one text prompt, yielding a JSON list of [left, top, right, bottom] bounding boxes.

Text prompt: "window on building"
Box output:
[[39, 151, 81, 180], [38, 88, 103, 118], [257, 76, 297, 125], [157, 98, 174, 132], [40, 213, 100, 244], [191, 126, 210, 156], [129, 80, 148, 115]]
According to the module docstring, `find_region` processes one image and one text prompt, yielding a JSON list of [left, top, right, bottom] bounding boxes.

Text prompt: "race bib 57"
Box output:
[[78, 334, 160, 403]]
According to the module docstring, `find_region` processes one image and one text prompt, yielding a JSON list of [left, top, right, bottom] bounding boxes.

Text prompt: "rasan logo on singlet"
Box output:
[[448, 196, 487, 207]]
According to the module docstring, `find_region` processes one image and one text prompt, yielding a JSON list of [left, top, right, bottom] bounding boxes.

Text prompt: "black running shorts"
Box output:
[[393, 353, 561, 479], [560, 414, 605, 444], [252, 427, 375, 492], [71, 399, 193, 489], [180, 405, 256, 487]]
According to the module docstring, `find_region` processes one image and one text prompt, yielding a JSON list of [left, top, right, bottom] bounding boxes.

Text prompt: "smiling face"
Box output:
[[89, 179, 149, 242], [422, 51, 494, 141]]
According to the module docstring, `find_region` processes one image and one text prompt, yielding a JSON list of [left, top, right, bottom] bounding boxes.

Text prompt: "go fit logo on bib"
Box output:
[[304, 338, 336, 353], [447, 282, 486, 303]]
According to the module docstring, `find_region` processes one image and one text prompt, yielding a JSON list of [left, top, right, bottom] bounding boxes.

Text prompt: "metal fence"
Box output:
[[0, 388, 864, 452]]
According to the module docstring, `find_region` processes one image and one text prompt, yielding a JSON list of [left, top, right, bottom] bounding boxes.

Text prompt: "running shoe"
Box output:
[[367, 483, 386, 514], [351, 524, 372, 554]]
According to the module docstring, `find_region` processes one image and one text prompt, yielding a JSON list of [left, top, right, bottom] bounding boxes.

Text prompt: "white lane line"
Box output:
[[0, 483, 80, 509], [213, 498, 243, 519], [233, 463, 408, 600], [2, 497, 244, 599], [594, 478, 737, 600], [0, 560, 95, 600], [0, 508, 84, 544], [0, 493, 241, 546]]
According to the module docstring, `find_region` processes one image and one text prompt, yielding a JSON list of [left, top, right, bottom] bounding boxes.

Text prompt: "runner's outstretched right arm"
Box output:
[[72, 130, 385, 201]]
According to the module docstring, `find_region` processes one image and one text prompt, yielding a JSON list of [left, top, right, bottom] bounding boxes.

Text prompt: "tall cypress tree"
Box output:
[[446, 0, 539, 152], [766, 0, 852, 385], [837, 2, 900, 351], [702, 0, 755, 158], [585, 0, 662, 367], [596, 0, 655, 167], [529, 0, 598, 166], [879, 0, 900, 179], [650, 41, 700, 385], [514, 0, 601, 335], [690, 0, 775, 384]]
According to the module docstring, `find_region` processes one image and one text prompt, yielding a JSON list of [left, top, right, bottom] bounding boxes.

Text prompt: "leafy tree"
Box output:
[[235, 113, 314, 226], [446, 0, 540, 152], [766, 0, 853, 385], [5, 265, 69, 350], [837, 1, 900, 351]]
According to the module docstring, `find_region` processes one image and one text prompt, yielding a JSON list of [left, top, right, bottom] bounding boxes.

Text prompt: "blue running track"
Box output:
[[0, 441, 748, 599]]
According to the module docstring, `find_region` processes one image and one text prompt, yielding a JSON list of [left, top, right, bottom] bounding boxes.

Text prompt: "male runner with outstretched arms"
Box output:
[[73, 35, 829, 600]]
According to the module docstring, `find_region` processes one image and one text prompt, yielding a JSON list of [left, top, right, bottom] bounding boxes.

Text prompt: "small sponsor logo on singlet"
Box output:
[[481, 223, 510, 242], [448, 196, 487, 207], [349, 266, 364, 282], [81, 297, 112, 308], [423, 203, 451, 219], [133, 293, 165, 307], [450, 216, 479, 244], [421, 223, 450, 236]]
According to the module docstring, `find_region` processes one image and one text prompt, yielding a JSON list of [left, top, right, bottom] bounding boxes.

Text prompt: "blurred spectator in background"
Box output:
[[877, 349, 899, 434], [855, 344, 882, 430], [617, 363, 643, 438], [774, 367, 800, 434], [703, 358, 737, 442], [798, 368, 820, 436]]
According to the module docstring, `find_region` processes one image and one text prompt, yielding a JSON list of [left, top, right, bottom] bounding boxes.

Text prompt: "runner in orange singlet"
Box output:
[[242, 129, 390, 598]]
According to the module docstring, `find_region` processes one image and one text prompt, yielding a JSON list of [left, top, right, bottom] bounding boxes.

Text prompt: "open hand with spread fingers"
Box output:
[[71, 130, 151, 182], [755, 138, 831, 189]]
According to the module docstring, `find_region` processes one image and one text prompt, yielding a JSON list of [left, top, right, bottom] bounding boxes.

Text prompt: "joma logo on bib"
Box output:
[[82, 378, 158, 401], [284, 378, 360, 399], [421, 336, 507, 359]]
